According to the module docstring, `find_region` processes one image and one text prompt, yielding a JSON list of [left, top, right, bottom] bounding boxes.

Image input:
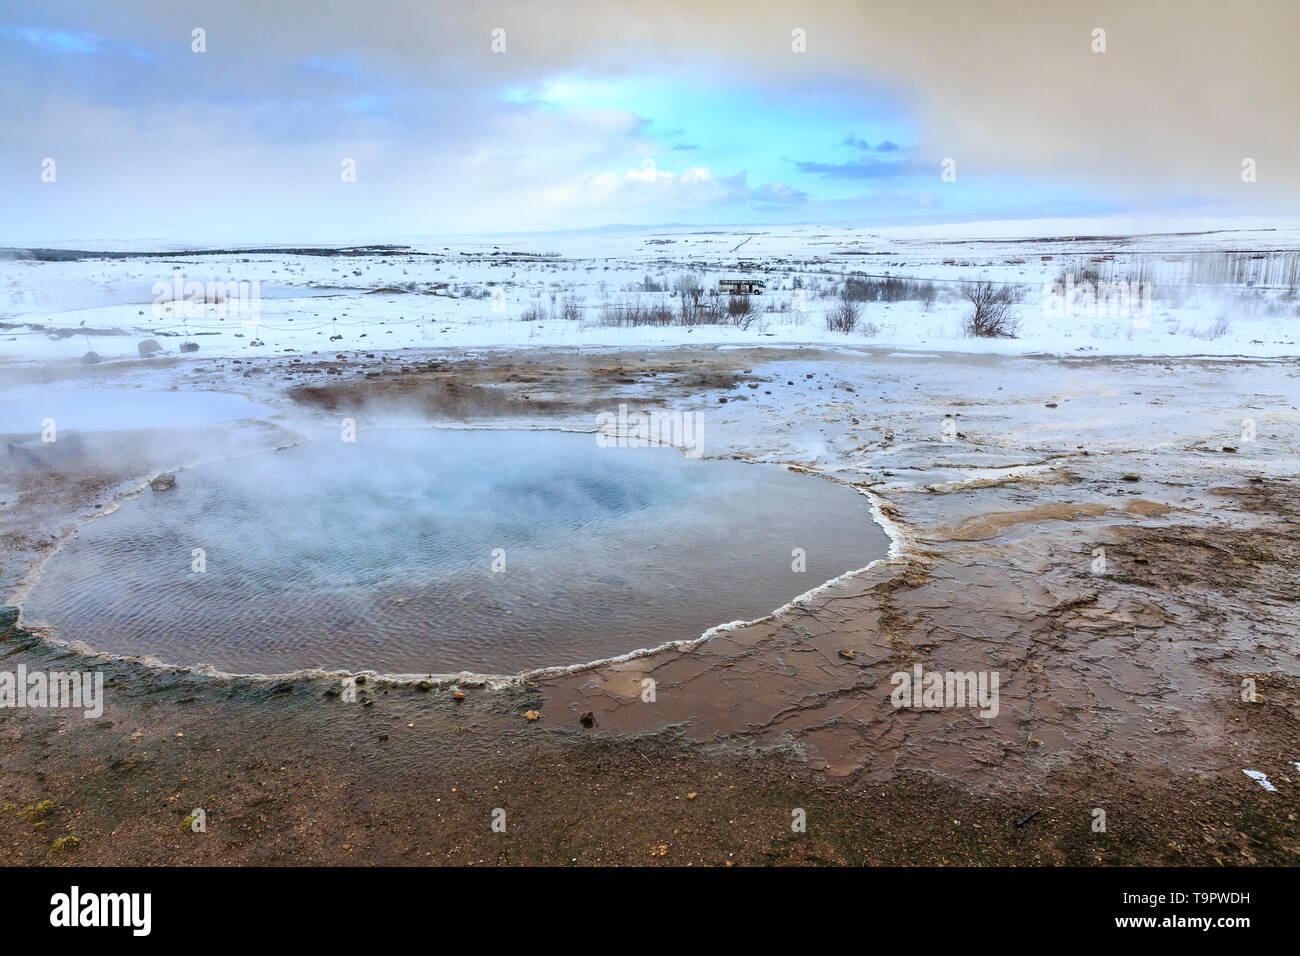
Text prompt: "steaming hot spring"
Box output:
[[23, 428, 886, 676]]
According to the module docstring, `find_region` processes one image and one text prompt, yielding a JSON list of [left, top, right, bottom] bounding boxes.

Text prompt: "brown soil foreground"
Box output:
[[1, 346, 1298, 865]]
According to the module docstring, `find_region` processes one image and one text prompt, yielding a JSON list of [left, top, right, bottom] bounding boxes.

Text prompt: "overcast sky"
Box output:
[[1, 0, 1296, 243]]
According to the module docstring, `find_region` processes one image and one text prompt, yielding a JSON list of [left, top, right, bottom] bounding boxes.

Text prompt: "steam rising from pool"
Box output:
[[24, 429, 886, 674]]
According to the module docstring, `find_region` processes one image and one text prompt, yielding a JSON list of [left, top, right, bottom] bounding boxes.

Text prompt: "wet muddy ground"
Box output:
[[1, 345, 1297, 864]]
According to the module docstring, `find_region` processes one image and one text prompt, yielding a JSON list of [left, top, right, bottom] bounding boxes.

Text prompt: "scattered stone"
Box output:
[[524, 710, 541, 721], [838, 648, 855, 660], [579, 711, 596, 728], [137, 339, 164, 357], [149, 473, 176, 491]]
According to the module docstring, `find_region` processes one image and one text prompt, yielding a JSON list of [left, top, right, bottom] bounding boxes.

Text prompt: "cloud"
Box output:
[[795, 156, 925, 179], [0, 0, 1294, 241], [750, 181, 808, 206], [0, 24, 101, 53], [579, 163, 804, 209]]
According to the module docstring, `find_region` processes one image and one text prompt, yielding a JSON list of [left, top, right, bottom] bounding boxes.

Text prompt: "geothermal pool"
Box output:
[[23, 428, 887, 675]]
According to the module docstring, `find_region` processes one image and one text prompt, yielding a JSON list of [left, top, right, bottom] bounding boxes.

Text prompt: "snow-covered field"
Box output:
[[3, 215, 1300, 365]]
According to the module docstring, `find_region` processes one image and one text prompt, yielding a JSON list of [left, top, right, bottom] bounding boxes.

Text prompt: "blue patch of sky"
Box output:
[[0, 24, 102, 53], [500, 72, 916, 196]]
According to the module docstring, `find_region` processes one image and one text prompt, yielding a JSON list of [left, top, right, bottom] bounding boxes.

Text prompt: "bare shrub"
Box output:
[[693, 297, 728, 325], [920, 283, 938, 312], [559, 295, 583, 321], [519, 302, 546, 322], [1194, 314, 1231, 340], [673, 271, 704, 298], [1056, 265, 1101, 287], [825, 295, 861, 333], [843, 276, 938, 303], [726, 294, 757, 329], [599, 299, 674, 327], [674, 272, 705, 322], [961, 281, 1024, 337]]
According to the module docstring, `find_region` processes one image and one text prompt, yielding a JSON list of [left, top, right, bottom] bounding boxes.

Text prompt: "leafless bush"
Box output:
[[673, 271, 704, 298], [674, 272, 705, 322], [825, 295, 861, 333], [692, 298, 728, 325], [519, 302, 546, 322], [727, 295, 764, 330], [599, 299, 675, 326], [961, 281, 1024, 337], [1056, 265, 1101, 287], [1194, 314, 1231, 340], [559, 295, 583, 321], [843, 276, 938, 304], [920, 283, 938, 311]]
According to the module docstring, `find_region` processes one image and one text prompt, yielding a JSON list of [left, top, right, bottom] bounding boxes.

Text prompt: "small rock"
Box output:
[[149, 473, 176, 491]]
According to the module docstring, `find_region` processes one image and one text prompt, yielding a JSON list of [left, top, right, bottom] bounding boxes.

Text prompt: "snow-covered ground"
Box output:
[[3, 216, 1299, 365]]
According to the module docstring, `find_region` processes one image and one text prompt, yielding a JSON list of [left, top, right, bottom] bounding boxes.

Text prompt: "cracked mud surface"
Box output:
[[1, 346, 1297, 864]]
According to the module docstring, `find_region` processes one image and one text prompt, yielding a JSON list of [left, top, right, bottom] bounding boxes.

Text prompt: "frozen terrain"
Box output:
[[3, 216, 1300, 366]]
